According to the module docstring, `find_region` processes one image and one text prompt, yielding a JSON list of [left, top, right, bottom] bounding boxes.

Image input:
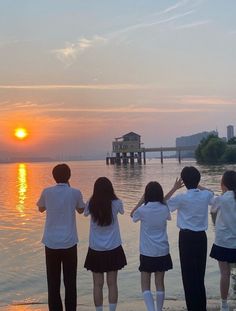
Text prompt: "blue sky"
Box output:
[[0, 0, 236, 159]]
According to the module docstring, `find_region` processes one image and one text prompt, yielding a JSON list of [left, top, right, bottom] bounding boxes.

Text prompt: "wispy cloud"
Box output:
[[51, 0, 208, 65], [39, 107, 214, 114], [174, 20, 211, 30], [178, 95, 236, 106], [0, 83, 153, 90], [52, 36, 107, 65]]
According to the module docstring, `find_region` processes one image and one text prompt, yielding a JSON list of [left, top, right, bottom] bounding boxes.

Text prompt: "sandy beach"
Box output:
[[1, 299, 236, 311]]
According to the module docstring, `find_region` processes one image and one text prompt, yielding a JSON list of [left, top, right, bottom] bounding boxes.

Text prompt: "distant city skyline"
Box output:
[[1, 1, 236, 159]]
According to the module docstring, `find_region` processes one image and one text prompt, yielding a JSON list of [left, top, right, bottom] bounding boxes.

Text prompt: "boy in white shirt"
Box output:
[[165, 166, 213, 311], [37, 163, 85, 311]]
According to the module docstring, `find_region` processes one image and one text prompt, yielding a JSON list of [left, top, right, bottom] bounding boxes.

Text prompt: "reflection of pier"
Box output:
[[106, 132, 197, 165]]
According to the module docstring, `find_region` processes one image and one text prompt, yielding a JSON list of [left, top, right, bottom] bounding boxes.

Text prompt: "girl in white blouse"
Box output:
[[131, 181, 172, 311], [210, 170, 236, 311], [84, 177, 127, 311]]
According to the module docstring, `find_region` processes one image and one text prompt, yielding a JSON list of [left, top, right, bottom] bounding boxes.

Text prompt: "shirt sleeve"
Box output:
[[166, 193, 182, 212], [37, 189, 46, 209], [132, 207, 142, 223], [210, 195, 221, 213], [117, 199, 124, 215], [75, 190, 86, 211]]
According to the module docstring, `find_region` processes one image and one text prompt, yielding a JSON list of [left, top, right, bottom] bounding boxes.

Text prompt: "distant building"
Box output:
[[112, 132, 142, 153], [176, 130, 218, 157], [227, 125, 234, 141]]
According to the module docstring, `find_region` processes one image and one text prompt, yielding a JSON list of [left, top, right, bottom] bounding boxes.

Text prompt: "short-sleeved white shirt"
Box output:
[[37, 183, 85, 249], [167, 189, 214, 231], [84, 199, 124, 251], [132, 202, 171, 257], [212, 191, 236, 248]]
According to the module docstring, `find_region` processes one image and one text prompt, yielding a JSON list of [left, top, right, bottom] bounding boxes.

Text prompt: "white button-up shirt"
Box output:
[[133, 202, 171, 257], [84, 199, 124, 251], [211, 191, 236, 248], [167, 189, 214, 231], [37, 183, 85, 249]]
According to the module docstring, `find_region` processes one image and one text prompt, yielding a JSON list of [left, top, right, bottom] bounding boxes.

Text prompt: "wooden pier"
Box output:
[[106, 132, 197, 165]]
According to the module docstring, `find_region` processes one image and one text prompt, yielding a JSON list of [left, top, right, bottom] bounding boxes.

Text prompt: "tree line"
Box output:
[[195, 135, 236, 165]]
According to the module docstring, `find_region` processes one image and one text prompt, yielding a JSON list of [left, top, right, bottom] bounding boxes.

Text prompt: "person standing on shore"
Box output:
[[37, 163, 85, 311], [165, 166, 214, 311], [131, 181, 173, 311], [210, 170, 236, 311], [84, 177, 127, 311]]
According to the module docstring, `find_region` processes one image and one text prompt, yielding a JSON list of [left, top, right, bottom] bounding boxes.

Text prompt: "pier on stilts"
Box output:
[[106, 132, 197, 165]]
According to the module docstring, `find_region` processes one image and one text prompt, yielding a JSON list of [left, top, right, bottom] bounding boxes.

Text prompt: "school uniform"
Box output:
[[84, 199, 127, 272], [210, 191, 236, 262], [37, 183, 85, 311], [167, 188, 213, 311], [132, 202, 173, 272]]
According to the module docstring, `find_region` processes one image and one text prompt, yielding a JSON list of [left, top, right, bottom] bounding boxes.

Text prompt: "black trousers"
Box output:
[[45, 245, 77, 311], [179, 230, 207, 311]]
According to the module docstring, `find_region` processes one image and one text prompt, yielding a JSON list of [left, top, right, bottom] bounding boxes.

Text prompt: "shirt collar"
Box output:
[[187, 188, 200, 192]]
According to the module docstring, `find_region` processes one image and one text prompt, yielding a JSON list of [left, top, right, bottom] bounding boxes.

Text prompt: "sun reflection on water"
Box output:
[[16, 163, 28, 217]]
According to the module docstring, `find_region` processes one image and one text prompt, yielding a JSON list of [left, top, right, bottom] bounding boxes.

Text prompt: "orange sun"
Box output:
[[14, 128, 29, 140]]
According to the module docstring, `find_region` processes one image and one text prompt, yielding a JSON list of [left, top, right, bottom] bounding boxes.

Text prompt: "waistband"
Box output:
[[180, 229, 205, 233]]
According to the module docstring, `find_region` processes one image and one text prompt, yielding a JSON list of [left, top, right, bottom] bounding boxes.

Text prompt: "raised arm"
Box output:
[[164, 177, 184, 201], [130, 194, 144, 217]]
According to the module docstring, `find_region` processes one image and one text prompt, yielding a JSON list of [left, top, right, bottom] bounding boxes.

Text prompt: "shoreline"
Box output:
[[1, 299, 236, 311]]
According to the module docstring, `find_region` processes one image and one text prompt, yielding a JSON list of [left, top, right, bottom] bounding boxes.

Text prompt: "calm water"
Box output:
[[0, 159, 235, 307]]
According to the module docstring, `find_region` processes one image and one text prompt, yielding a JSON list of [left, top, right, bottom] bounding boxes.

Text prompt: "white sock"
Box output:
[[95, 306, 103, 311], [143, 290, 155, 311], [109, 303, 117, 311], [156, 291, 165, 311], [221, 299, 228, 307]]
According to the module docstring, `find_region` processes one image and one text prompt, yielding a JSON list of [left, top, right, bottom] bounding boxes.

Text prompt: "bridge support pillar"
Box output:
[[143, 151, 146, 164], [178, 150, 181, 163], [137, 152, 142, 164], [130, 152, 135, 164], [161, 150, 163, 164]]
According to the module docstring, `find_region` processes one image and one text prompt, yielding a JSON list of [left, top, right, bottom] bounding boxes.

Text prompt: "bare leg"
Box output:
[[106, 271, 118, 304], [93, 272, 104, 307], [141, 272, 152, 291], [218, 261, 231, 300], [154, 271, 165, 291]]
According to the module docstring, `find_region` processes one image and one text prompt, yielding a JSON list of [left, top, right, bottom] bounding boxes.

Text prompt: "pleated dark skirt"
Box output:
[[139, 253, 173, 272], [84, 245, 127, 273], [210, 243, 236, 263]]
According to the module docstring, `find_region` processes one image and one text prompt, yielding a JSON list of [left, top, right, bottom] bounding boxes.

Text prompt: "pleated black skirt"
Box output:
[[84, 245, 127, 273], [210, 243, 236, 263], [139, 253, 173, 272]]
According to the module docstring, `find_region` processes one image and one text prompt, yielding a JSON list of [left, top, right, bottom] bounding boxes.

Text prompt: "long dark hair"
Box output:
[[144, 181, 164, 204], [89, 177, 118, 226], [222, 170, 236, 200]]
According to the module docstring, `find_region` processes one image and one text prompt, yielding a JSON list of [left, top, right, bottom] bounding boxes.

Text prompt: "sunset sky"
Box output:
[[1, 0, 236, 159]]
